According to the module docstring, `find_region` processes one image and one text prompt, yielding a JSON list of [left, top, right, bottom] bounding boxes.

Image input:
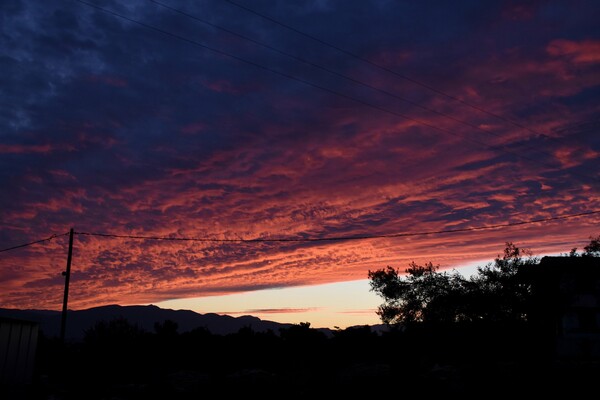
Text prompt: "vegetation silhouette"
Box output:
[[12, 235, 600, 399], [367, 235, 600, 395], [368, 242, 536, 326]]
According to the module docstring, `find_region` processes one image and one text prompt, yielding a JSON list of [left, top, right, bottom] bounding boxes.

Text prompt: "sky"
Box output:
[[1, 0, 599, 329]]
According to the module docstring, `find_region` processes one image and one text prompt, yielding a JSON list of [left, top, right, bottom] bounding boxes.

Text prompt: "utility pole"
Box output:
[[60, 228, 74, 343]]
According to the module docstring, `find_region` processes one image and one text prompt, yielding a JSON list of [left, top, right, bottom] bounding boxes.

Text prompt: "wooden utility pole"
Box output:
[[60, 228, 74, 343]]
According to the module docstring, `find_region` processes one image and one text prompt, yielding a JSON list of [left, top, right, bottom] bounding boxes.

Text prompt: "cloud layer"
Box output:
[[1, 0, 599, 310]]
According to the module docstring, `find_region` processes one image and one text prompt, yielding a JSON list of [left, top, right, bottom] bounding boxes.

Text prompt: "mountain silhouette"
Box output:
[[0, 304, 331, 340]]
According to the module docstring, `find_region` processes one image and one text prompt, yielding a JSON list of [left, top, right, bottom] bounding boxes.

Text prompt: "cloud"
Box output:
[[553, 145, 599, 169], [0, 144, 53, 154], [233, 308, 321, 315], [0, 0, 598, 311], [546, 39, 600, 64]]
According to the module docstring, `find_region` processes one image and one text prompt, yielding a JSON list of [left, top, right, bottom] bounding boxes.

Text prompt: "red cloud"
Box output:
[[547, 39, 600, 64], [0, 144, 53, 154], [554, 146, 599, 169]]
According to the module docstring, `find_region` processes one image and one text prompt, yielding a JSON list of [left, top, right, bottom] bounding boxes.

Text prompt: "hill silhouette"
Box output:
[[0, 304, 340, 340]]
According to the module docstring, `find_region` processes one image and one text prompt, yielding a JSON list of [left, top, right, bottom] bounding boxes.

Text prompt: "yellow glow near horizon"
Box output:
[[152, 261, 487, 329]]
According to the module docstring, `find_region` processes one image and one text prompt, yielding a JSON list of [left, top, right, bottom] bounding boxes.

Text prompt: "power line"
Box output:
[[223, 0, 576, 147], [75, 0, 595, 184], [1, 209, 597, 255], [150, 0, 490, 132], [150, 0, 588, 183], [74, 209, 600, 243], [0, 232, 70, 253]]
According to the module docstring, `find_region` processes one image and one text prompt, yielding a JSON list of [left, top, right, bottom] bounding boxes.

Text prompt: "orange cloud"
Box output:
[[235, 308, 320, 314], [554, 146, 599, 169]]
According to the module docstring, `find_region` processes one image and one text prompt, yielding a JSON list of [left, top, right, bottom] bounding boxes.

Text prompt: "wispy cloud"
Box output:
[[230, 308, 321, 315]]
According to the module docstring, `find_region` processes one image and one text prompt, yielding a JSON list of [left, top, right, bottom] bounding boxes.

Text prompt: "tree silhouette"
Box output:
[[368, 242, 538, 326], [583, 234, 600, 256], [154, 319, 179, 337], [81, 317, 151, 385], [466, 242, 537, 322], [83, 316, 147, 347]]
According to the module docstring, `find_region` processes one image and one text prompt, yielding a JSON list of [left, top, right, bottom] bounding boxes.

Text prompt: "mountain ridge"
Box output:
[[0, 304, 353, 340]]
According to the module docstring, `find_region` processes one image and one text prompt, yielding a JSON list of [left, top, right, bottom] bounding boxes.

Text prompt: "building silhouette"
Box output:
[[520, 256, 600, 360], [0, 317, 39, 386]]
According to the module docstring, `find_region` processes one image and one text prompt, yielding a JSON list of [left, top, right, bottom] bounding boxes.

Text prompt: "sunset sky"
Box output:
[[1, 0, 599, 329]]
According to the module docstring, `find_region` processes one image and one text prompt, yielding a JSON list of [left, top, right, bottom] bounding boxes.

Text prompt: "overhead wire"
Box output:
[[149, 0, 494, 133], [2, 210, 596, 254], [74, 0, 598, 185], [73, 209, 600, 243], [223, 0, 582, 149], [0, 232, 70, 253], [149, 0, 596, 184]]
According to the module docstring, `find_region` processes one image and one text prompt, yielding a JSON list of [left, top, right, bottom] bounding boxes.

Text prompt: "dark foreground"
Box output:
[[4, 323, 599, 399]]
